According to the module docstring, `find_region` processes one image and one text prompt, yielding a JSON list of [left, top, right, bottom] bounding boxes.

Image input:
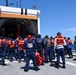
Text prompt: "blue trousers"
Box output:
[[56, 48, 65, 65], [0, 47, 5, 63], [18, 50, 25, 61], [44, 47, 51, 62], [0, 52, 5, 63], [50, 46, 55, 60], [24, 52, 38, 70], [8, 48, 14, 61], [68, 48, 73, 56]]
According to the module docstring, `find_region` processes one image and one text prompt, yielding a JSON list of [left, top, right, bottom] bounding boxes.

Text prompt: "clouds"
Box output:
[[61, 28, 76, 32]]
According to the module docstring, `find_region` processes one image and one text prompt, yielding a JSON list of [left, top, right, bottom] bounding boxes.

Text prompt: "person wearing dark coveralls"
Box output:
[[67, 37, 73, 58], [35, 34, 44, 65], [50, 36, 55, 60], [55, 32, 66, 69], [0, 37, 6, 65], [8, 39, 15, 62], [18, 37, 24, 63], [23, 35, 40, 72], [44, 35, 51, 63]]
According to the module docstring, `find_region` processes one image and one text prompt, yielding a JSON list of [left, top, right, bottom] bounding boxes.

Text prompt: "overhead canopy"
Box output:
[[0, 6, 40, 20]]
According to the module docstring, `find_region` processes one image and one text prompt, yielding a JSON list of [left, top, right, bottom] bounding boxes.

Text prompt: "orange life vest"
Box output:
[[56, 35, 64, 45], [67, 39, 72, 45], [2, 39, 7, 44], [0, 39, 2, 47], [50, 39, 54, 46], [9, 40, 15, 48], [18, 40, 24, 50]]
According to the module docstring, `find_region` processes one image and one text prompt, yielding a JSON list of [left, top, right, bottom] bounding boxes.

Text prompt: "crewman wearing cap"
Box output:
[[50, 36, 55, 61], [55, 32, 66, 69], [35, 34, 44, 65], [17, 37, 24, 63], [8, 39, 15, 62], [23, 35, 40, 72], [67, 37, 73, 58], [43, 35, 51, 63]]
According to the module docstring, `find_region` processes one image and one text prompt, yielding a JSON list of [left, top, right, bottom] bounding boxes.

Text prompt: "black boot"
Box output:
[[24, 69, 29, 72], [55, 62, 59, 69], [2, 62, 6, 66], [62, 64, 66, 68], [34, 67, 40, 71]]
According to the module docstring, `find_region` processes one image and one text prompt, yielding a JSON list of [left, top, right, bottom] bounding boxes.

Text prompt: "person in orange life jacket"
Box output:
[[35, 34, 44, 65], [8, 38, 15, 62], [55, 32, 66, 69], [74, 36, 76, 53], [64, 37, 68, 55], [6, 38, 12, 58], [2, 37, 8, 56], [50, 36, 55, 61], [67, 37, 73, 58], [43, 35, 51, 63], [0, 37, 6, 65], [17, 37, 24, 63], [14, 36, 22, 60], [14, 38, 19, 61], [23, 35, 40, 72]]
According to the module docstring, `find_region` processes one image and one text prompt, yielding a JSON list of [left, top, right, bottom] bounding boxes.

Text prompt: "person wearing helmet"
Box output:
[[35, 34, 44, 65], [23, 35, 40, 72], [67, 37, 73, 58], [43, 35, 51, 63], [17, 37, 24, 63], [8, 38, 15, 62], [50, 36, 55, 60], [55, 32, 66, 69]]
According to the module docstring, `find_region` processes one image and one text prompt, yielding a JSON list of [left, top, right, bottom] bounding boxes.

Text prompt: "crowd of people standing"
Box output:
[[0, 32, 76, 71]]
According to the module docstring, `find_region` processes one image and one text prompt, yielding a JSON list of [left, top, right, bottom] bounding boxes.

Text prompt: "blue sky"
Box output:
[[0, 0, 76, 42]]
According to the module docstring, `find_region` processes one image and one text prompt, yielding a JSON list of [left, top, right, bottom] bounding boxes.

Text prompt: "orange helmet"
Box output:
[[28, 35, 32, 39]]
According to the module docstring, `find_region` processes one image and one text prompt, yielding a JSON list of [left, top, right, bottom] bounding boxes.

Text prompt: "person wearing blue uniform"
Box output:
[[35, 34, 44, 65], [0, 37, 6, 65], [44, 35, 51, 63], [50, 36, 55, 60], [23, 35, 40, 72], [55, 32, 66, 69], [8, 39, 15, 62], [67, 37, 73, 58]]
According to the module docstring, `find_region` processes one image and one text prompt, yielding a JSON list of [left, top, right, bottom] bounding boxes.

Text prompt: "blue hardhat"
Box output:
[[75, 36, 76, 38], [57, 32, 61, 35], [45, 35, 49, 38], [50, 36, 54, 39], [37, 34, 41, 38], [67, 37, 70, 39]]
